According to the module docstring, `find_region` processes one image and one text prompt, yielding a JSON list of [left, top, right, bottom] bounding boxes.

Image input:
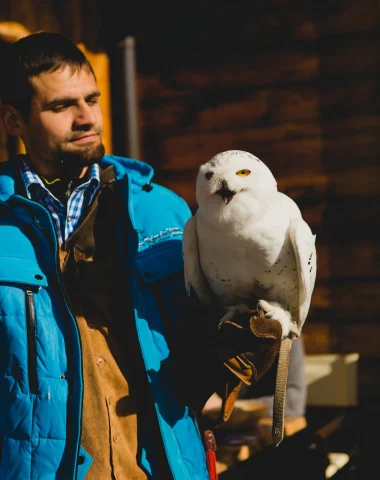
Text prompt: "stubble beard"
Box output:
[[58, 142, 105, 177]]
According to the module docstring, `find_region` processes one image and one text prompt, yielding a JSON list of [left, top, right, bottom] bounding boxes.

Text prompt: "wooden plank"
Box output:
[[312, 0, 379, 37], [135, 0, 377, 68], [312, 243, 380, 281], [139, 30, 379, 99], [241, 0, 379, 40], [113, 0, 377, 65], [239, 13, 375, 46], [140, 79, 379, 134], [302, 322, 332, 354], [1, 0, 104, 52], [308, 282, 380, 323], [303, 322, 380, 359], [318, 280, 380, 311], [317, 31, 380, 77], [141, 87, 320, 131], [336, 324, 380, 359], [307, 197, 380, 243], [279, 165, 380, 198], [139, 54, 320, 99], [146, 127, 324, 172]]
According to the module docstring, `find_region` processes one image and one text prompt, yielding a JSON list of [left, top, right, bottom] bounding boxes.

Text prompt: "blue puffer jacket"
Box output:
[[0, 155, 209, 480]]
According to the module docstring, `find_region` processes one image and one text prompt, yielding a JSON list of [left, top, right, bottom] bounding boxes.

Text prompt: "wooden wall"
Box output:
[[125, 0, 380, 409]]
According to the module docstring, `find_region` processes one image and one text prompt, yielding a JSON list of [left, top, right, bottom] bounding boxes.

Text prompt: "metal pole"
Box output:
[[119, 36, 140, 159]]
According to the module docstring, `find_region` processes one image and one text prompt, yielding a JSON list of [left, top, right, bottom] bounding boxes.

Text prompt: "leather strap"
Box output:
[[61, 165, 118, 299], [272, 337, 293, 446], [63, 165, 116, 259]]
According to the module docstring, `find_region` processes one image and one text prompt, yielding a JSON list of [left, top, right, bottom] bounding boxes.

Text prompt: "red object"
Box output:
[[204, 430, 218, 480]]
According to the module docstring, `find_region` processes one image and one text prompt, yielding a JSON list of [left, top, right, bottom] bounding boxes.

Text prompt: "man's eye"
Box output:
[[51, 105, 67, 112], [87, 98, 99, 105], [236, 169, 251, 176]]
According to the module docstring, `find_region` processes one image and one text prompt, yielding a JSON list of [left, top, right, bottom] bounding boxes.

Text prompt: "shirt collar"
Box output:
[[20, 158, 101, 200]]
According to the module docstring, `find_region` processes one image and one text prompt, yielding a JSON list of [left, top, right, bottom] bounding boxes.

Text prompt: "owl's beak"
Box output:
[[216, 181, 236, 204]]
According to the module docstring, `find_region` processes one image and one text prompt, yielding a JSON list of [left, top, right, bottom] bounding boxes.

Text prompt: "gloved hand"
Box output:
[[174, 298, 282, 424], [214, 307, 282, 423]]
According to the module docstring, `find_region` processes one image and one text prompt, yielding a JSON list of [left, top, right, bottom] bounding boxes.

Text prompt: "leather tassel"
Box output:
[[203, 429, 218, 480]]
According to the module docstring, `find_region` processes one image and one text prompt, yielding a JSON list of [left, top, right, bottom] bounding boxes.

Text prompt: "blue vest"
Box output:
[[0, 155, 208, 479]]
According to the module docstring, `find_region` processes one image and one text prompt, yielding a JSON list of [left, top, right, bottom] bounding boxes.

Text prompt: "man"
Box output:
[[0, 32, 283, 479]]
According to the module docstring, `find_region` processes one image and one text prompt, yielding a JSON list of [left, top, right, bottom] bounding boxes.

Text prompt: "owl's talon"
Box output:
[[289, 322, 301, 338], [257, 299, 293, 339]]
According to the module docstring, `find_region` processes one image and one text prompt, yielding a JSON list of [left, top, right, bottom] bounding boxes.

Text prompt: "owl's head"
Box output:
[[196, 150, 277, 218]]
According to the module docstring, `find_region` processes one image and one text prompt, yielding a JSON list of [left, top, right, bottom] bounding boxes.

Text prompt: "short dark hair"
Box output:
[[0, 31, 95, 120]]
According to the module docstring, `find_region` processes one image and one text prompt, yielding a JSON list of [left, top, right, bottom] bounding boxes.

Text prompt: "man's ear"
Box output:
[[0, 105, 25, 136]]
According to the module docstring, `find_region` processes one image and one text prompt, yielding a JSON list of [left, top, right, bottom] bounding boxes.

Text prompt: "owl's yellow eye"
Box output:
[[236, 169, 251, 177]]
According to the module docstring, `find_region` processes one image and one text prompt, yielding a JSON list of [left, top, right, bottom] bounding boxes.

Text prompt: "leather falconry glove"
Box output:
[[213, 306, 282, 424]]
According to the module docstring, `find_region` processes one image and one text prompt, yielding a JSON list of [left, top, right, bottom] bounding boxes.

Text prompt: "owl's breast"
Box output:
[[198, 228, 299, 309], [200, 245, 264, 306]]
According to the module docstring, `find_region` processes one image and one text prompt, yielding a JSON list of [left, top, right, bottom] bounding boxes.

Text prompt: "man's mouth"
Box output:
[[216, 185, 236, 204], [70, 133, 99, 143]]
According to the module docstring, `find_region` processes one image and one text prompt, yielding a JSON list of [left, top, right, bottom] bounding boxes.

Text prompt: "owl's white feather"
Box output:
[[183, 150, 317, 338]]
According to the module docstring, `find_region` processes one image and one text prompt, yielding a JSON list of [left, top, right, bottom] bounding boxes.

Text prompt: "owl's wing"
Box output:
[[182, 215, 218, 307], [289, 217, 317, 332]]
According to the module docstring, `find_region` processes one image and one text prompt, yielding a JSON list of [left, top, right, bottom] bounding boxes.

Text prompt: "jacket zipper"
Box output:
[[25, 289, 38, 394]]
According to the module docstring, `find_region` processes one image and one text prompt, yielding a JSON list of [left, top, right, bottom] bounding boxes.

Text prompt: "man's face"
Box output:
[[21, 65, 104, 179]]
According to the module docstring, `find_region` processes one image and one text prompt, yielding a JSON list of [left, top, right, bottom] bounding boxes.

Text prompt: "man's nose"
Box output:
[[73, 103, 96, 128]]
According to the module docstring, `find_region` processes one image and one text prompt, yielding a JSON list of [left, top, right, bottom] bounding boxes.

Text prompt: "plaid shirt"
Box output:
[[20, 158, 100, 244]]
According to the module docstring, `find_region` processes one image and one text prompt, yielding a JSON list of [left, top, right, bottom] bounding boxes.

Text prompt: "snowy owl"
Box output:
[[183, 149, 316, 339], [182, 149, 317, 445]]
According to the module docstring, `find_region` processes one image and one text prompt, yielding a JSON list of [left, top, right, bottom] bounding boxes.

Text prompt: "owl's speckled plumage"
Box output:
[[183, 150, 317, 338]]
